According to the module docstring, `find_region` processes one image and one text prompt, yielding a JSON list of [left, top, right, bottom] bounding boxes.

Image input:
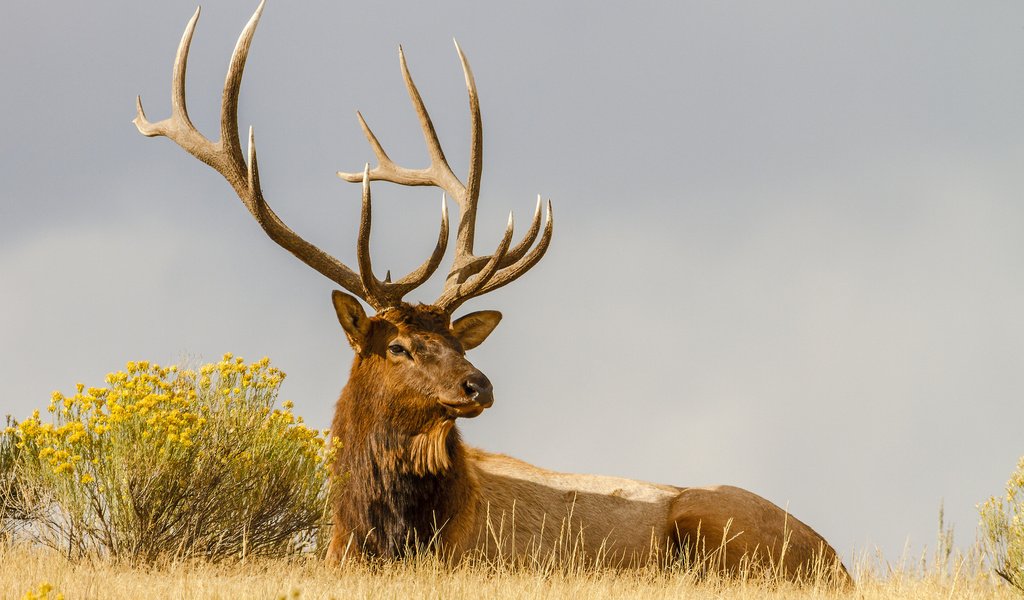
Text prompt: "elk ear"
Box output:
[[451, 310, 502, 351], [332, 291, 371, 352]]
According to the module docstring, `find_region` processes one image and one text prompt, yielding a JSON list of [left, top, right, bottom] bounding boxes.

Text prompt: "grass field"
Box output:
[[2, 542, 1017, 600]]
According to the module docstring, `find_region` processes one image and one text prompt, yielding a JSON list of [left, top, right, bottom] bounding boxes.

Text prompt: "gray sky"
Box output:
[[2, 0, 1023, 565]]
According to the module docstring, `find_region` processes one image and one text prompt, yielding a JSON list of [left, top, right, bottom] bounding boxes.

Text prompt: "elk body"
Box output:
[[135, 2, 851, 584]]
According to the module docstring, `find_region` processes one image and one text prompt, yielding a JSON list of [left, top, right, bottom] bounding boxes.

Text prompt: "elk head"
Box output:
[[133, 1, 552, 430], [332, 293, 501, 426]]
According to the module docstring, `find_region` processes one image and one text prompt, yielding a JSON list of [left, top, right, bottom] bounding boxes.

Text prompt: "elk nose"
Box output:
[[462, 373, 494, 407]]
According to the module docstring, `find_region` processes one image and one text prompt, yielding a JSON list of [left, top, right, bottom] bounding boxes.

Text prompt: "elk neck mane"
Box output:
[[330, 304, 479, 557]]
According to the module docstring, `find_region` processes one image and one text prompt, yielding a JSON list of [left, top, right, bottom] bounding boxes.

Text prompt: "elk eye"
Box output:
[[388, 344, 410, 357]]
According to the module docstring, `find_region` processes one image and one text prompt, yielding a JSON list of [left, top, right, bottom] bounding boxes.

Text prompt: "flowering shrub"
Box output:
[[979, 457, 1024, 592], [10, 354, 337, 561]]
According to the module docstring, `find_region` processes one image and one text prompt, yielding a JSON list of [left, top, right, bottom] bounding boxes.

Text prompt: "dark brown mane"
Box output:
[[329, 303, 478, 558], [330, 400, 471, 557]]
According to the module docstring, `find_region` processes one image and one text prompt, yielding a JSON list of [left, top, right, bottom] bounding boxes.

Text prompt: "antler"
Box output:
[[337, 43, 553, 313], [133, 1, 448, 311]]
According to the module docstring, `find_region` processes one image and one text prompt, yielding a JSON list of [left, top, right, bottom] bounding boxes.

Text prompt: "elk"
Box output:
[[134, 2, 851, 584]]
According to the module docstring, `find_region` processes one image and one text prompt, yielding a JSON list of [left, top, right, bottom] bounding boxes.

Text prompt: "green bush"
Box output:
[[979, 457, 1024, 592], [9, 354, 337, 562]]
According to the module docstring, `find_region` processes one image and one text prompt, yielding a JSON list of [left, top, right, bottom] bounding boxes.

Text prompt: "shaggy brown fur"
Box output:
[[328, 299, 485, 558], [326, 294, 851, 585]]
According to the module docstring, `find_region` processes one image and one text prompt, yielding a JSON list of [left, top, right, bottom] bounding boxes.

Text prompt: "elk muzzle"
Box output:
[[440, 371, 493, 418]]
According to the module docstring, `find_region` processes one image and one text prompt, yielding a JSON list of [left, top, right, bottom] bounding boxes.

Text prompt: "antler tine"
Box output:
[[453, 39, 483, 259], [400, 46, 458, 190], [218, 0, 265, 174], [134, 7, 209, 153], [135, 1, 374, 305], [356, 165, 387, 309], [471, 200, 553, 298], [436, 212, 516, 312], [353, 168, 451, 309], [438, 200, 553, 312], [337, 47, 465, 201], [506, 196, 543, 263], [450, 195, 543, 281]]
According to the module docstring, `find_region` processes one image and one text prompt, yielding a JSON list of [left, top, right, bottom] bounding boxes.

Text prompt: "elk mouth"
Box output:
[[438, 396, 492, 418]]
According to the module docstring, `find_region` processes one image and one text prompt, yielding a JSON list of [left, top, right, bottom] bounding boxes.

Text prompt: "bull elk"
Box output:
[[134, 2, 850, 584]]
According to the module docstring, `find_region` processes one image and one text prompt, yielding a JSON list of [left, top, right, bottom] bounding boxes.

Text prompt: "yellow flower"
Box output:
[[282, 400, 294, 410], [21, 581, 62, 600], [81, 473, 94, 484]]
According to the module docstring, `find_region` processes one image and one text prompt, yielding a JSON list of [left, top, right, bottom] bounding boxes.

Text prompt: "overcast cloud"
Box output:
[[2, 1, 1024, 564]]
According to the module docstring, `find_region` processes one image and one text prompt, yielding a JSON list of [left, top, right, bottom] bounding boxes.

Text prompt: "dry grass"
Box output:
[[2, 542, 1017, 600]]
